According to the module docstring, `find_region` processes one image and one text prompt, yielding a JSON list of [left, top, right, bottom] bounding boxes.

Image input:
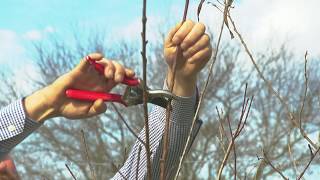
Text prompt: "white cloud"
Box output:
[[199, 0, 320, 56], [109, 16, 171, 44], [0, 30, 25, 64], [23, 30, 43, 41], [111, 0, 320, 58], [44, 26, 55, 33], [23, 26, 56, 41]]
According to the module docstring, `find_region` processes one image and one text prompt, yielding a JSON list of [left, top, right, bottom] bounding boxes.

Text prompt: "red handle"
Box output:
[[86, 56, 140, 86], [66, 89, 128, 106]]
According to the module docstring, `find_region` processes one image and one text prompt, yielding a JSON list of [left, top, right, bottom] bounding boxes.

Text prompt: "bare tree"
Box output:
[[1, 17, 320, 180]]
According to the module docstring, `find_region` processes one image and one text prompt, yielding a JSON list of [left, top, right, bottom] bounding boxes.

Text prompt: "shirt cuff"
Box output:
[[0, 99, 42, 156], [162, 80, 197, 126]]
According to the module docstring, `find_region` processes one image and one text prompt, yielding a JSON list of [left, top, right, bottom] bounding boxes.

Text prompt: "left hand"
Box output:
[[0, 155, 19, 180], [164, 20, 212, 96]]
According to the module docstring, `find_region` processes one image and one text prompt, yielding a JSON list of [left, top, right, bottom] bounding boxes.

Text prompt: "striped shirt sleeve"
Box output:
[[112, 83, 201, 180], [0, 99, 42, 158]]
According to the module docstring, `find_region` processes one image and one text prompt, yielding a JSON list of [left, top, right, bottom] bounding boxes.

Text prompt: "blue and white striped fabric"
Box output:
[[112, 84, 200, 180], [0, 100, 41, 158], [0, 83, 201, 179]]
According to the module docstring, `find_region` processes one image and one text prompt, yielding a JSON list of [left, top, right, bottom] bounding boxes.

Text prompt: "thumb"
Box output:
[[87, 99, 107, 117]]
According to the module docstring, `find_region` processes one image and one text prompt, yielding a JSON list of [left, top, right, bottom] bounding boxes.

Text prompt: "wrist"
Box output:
[[167, 69, 196, 97], [24, 86, 58, 123]]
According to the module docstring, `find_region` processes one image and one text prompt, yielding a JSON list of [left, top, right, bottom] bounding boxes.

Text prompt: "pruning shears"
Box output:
[[65, 56, 178, 108]]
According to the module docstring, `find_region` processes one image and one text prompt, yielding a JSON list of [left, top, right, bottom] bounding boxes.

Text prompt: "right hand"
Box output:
[[24, 53, 135, 122]]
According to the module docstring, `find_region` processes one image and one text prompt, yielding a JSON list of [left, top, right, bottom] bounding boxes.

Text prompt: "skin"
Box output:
[[0, 156, 19, 180], [24, 20, 212, 122], [164, 20, 212, 97], [3, 20, 212, 179]]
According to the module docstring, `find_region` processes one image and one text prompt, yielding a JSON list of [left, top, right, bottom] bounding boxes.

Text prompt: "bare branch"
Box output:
[[135, 146, 142, 180], [299, 51, 308, 130], [161, 1, 190, 179], [227, 13, 318, 149], [111, 103, 146, 147], [141, 0, 152, 179], [197, 0, 206, 22], [174, 1, 232, 179], [297, 147, 320, 179], [65, 164, 77, 180], [217, 85, 253, 179], [261, 150, 289, 180], [287, 133, 298, 177], [81, 129, 96, 180]]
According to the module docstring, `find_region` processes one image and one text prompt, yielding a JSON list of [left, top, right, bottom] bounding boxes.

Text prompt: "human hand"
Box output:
[[24, 53, 135, 122], [0, 155, 19, 180], [164, 20, 212, 96]]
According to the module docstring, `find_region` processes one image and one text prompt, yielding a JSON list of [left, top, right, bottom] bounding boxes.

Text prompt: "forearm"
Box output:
[[167, 68, 197, 97], [24, 86, 57, 123]]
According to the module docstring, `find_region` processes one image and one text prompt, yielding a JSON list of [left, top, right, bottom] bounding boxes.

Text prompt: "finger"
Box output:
[[188, 45, 212, 66], [125, 68, 135, 77], [172, 20, 195, 45], [103, 60, 115, 80], [182, 34, 210, 59], [164, 22, 182, 47], [76, 53, 104, 72], [0, 162, 6, 171], [88, 53, 104, 61], [112, 61, 126, 83], [180, 23, 206, 50], [88, 99, 107, 117]]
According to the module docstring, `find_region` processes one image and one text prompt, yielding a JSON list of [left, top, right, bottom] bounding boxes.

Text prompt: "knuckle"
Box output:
[[183, 39, 192, 46]]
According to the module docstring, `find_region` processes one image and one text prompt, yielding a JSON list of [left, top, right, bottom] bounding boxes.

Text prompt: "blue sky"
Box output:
[[0, 0, 176, 33], [1, 0, 320, 68], [1, 0, 320, 179]]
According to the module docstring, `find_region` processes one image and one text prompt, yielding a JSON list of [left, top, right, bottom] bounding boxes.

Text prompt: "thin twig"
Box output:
[[81, 129, 96, 180], [111, 103, 146, 147], [227, 14, 318, 149], [216, 107, 229, 142], [299, 51, 308, 130], [308, 144, 314, 158], [287, 133, 298, 177], [135, 146, 142, 180], [112, 163, 127, 180], [297, 146, 320, 179], [233, 141, 237, 180], [261, 150, 289, 180], [197, 0, 206, 22], [141, 0, 152, 179], [217, 85, 253, 180], [160, 1, 189, 179], [65, 164, 77, 180], [173, 1, 229, 178]]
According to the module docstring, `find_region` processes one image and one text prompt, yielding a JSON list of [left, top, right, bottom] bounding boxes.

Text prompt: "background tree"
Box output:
[[1, 25, 320, 179]]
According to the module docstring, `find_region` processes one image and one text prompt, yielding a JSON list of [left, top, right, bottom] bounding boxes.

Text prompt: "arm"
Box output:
[[113, 20, 212, 179], [0, 53, 135, 158]]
